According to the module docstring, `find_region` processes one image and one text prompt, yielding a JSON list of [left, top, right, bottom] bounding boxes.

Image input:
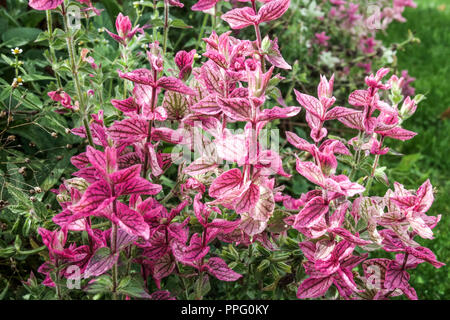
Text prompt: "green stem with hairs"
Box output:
[[62, 3, 94, 147], [46, 10, 62, 89]]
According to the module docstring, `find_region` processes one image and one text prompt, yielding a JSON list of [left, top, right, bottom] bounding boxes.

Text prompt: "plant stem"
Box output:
[[142, 70, 158, 178], [62, 4, 94, 147], [111, 220, 119, 300], [162, 0, 170, 56], [46, 10, 63, 89], [364, 136, 384, 196]]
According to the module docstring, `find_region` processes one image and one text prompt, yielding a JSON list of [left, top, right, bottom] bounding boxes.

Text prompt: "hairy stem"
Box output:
[[46, 10, 62, 89], [62, 4, 94, 147]]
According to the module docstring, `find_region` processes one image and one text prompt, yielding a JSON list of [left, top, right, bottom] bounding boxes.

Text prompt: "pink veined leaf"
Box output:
[[111, 97, 139, 115], [203, 51, 228, 69], [191, 0, 218, 11], [115, 228, 138, 250], [149, 290, 176, 300], [207, 219, 241, 234], [152, 254, 175, 280], [325, 107, 359, 120], [71, 152, 89, 169], [294, 196, 329, 228], [209, 168, 242, 198], [257, 106, 301, 122], [179, 234, 209, 263], [295, 160, 325, 187], [294, 90, 324, 120], [203, 257, 242, 281], [385, 262, 410, 290], [330, 228, 372, 246], [108, 117, 148, 143], [249, 186, 275, 221], [218, 97, 252, 122], [234, 182, 260, 214], [118, 68, 155, 86], [348, 89, 369, 107], [86, 146, 107, 177], [115, 177, 162, 196], [84, 247, 119, 278], [239, 213, 267, 236], [405, 246, 445, 268], [258, 0, 291, 24], [415, 179, 434, 213], [157, 77, 196, 95], [184, 157, 218, 176], [112, 201, 150, 240], [338, 112, 364, 130], [190, 94, 221, 115], [286, 131, 314, 153], [109, 164, 141, 184], [29, 0, 63, 10], [73, 166, 100, 184], [221, 7, 257, 29], [297, 276, 333, 299], [133, 82, 155, 111], [378, 127, 417, 141], [143, 240, 168, 262], [402, 284, 418, 300], [70, 180, 112, 214]]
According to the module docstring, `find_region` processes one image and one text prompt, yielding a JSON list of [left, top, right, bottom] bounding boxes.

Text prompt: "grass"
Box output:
[[378, 0, 450, 299]]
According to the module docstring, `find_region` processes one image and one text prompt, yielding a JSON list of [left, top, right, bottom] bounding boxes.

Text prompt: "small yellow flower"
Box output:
[[11, 47, 23, 55]]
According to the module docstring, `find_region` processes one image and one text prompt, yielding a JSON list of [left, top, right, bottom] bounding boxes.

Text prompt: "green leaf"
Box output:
[[1, 27, 42, 47], [117, 275, 151, 299], [170, 19, 192, 29]]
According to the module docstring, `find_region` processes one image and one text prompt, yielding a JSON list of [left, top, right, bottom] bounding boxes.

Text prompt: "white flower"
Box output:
[[11, 47, 23, 55]]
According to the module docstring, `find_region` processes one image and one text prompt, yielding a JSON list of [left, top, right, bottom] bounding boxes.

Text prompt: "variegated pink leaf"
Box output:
[[385, 262, 410, 290], [84, 247, 119, 277], [180, 234, 209, 263], [286, 131, 314, 153], [111, 97, 139, 115], [294, 196, 329, 228], [203, 51, 228, 69], [157, 77, 196, 95], [118, 68, 155, 86], [297, 276, 333, 299], [112, 201, 150, 240], [257, 106, 301, 122], [70, 180, 112, 214], [378, 127, 417, 141], [209, 168, 242, 198], [325, 106, 359, 120], [191, 0, 218, 11], [108, 117, 148, 143], [294, 90, 324, 120], [110, 164, 141, 184], [116, 177, 162, 196], [221, 7, 256, 29], [348, 89, 369, 106], [184, 157, 218, 176], [203, 257, 242, 281], [152, 254, 175, 280], [295, 160, 325, 187], [190, 94, 221, 115], [234, 182, 260, 214], [218, 97, 252, 122], [331, 228, 371, 246], [259, 0, 291, 23], [29, 0, 63, 10]]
